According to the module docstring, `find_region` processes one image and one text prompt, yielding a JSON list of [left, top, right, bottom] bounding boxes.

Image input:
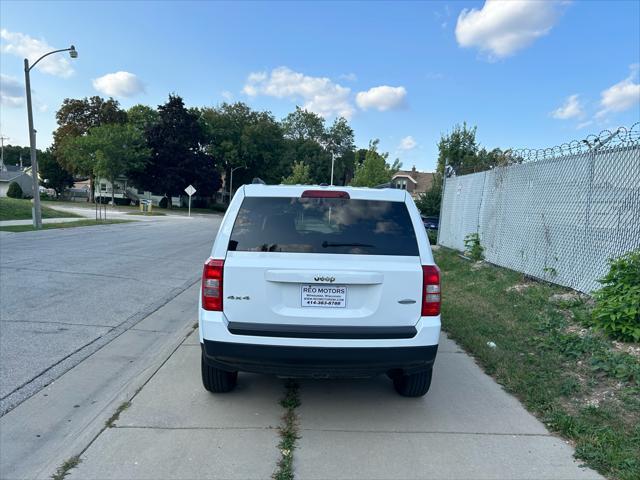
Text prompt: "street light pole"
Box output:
[[24, 60, 41, 228], [0, 135, 8, 171], [330, 151, 335, 186], [229, 165, 245, 202], [24, 45, 77, 229]]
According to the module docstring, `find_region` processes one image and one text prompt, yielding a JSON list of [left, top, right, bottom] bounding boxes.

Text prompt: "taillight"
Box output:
[[202, 258, 224, 311], [301, 190, 350, 199], [422, 265, 440, 316]]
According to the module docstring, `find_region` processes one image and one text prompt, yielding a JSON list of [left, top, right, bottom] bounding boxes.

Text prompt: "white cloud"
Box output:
[[551, 94, 584, 120], [576, 120, 593, 130], [221, 90, 234, 101], [243, 66, 354, 118], [455, 0, 563, 59], [398, 136, 418, 151], [356, 85, 407, 111], [596, 65, 640, 118], [92, 71, 145, 98], [0, 74, 24, 108], [1, 29, 74, 77]]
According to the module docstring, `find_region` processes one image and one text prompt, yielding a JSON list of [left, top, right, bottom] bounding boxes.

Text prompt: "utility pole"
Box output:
[[23, 45, 77, 229], [0, 135, 8, 171]]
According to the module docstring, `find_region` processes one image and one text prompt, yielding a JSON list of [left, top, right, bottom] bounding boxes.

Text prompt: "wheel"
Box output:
[[393, 368, 433, 397], [201, 353, 238, 393]]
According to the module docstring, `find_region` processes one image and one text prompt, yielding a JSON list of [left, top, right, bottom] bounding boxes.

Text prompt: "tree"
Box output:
[[59, 135, 100, 181], [38, 150, 74, 197], [7, 181, 23, 198], [281, 106, 325, 142], [130, 95, 220, 203], [281, 138, 330, 185], [282, 160, 311, 185], [53, 96, 127, 201], [201, 102, 286, 189], [0, 145, 32, 168], [436, 123, 508, 175], [60, 124, 149, 205], [91, 124, 149, 205], [326, 117, 355, 185], [350, 139, 401, 187], [53, 96, 128, 147], [281, 108, 335, 184], [415, 174, 443, 217], [127, 104, 159, 133], [436, 123, 479, 175]]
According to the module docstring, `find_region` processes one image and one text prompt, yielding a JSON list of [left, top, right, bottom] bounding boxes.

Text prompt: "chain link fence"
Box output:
[[438, 123, 640, 294]]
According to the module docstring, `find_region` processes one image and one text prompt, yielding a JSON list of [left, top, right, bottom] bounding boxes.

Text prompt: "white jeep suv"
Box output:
[[199, 184, 441, 397]]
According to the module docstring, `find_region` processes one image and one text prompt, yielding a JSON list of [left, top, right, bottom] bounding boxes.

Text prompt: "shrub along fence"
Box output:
[[438, 124, 640, 294]]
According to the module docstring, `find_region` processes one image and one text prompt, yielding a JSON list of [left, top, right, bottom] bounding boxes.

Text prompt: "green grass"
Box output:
[[273, 379, 300, 480], [0, 197, 81, 221], [105, 401, 131, 428], [0, 219, 133, 232], [435, 248, 640, 480], [50, 455, 81, 480]]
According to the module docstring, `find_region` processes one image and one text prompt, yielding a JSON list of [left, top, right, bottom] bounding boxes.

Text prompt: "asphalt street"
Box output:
[[0, 215, 220, 413]]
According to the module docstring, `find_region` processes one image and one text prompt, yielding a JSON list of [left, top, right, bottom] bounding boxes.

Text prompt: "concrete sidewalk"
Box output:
[[65, 331, 602, 480]]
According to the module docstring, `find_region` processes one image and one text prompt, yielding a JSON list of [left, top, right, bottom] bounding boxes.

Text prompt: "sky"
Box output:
[[1, 0, 639, 172]]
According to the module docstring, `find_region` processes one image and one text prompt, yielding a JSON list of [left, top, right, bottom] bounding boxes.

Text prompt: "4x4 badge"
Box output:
[[314, 276, 335, 283]]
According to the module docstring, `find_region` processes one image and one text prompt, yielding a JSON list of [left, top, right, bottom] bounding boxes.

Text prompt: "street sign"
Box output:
[[184, 184, 196, 217]]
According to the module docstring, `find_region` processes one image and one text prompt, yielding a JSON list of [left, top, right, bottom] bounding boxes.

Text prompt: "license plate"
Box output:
[[301, 284, 347, 308]]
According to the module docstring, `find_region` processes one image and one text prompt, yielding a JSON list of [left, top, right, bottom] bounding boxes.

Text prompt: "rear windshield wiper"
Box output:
[[321, 241, 375, 248]]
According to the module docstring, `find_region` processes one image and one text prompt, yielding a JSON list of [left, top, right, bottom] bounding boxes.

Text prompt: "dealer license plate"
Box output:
[[301, 284, 347, 308]]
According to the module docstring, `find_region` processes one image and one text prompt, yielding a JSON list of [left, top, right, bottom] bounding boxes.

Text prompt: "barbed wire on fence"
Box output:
[[438, 123, 640, 294], [492, 122, 640, 166]]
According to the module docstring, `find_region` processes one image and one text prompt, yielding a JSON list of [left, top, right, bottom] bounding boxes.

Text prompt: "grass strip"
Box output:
[[0, 197, 81, 221], [0, 219, 133, 232], [434, 247, 639, 480], [273, 379, 301, 480]]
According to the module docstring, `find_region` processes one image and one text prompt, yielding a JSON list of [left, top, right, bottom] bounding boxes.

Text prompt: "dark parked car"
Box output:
[[422, 216, 439, 231]]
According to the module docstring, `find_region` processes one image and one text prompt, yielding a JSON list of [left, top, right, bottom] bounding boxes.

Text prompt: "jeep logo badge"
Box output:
[[314, 276, 336, 283]]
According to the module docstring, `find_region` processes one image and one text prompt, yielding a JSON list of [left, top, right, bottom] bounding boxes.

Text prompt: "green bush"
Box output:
[[158, 196, 169, 209], [427, 229, 438, 245], [592, 250, 640, 342], [464, 232, 484, 261], [7, 182, 23, 199]]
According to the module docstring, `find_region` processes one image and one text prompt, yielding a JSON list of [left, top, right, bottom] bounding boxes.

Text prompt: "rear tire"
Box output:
[[393, 368, 433, 397], [201, 354, 238, 393]]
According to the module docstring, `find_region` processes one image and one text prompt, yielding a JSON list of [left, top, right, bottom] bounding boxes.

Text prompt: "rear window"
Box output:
[[228, 196, 419, 256]]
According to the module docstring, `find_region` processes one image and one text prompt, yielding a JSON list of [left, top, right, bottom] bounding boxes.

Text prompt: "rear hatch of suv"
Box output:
[[221, 190, 423, 337]]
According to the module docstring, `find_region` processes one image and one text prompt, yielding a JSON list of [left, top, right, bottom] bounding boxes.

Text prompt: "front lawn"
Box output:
[[0, 197, 81, 221], [435, 247, 639, 480]]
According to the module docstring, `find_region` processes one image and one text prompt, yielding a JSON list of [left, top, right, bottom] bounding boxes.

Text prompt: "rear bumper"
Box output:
[[201, 340, 438, 377]]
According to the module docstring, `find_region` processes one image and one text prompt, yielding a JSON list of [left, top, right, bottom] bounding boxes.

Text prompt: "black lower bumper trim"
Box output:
[[227, 321, 417, 339], [202, 340, 438, 377]]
